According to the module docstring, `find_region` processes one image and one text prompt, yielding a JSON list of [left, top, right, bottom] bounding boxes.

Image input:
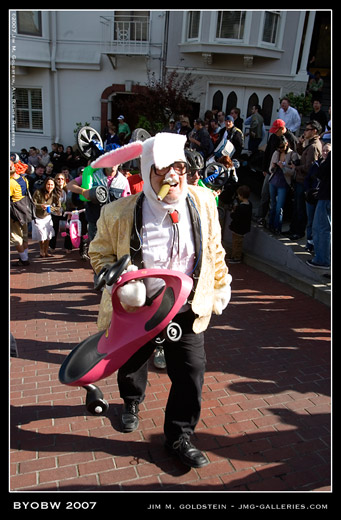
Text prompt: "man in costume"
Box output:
[[89, 133, 231, 468]]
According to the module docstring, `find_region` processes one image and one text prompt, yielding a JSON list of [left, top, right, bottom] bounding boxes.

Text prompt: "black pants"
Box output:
[[50, 215, 71, 250], [117, 309, 206, 443]]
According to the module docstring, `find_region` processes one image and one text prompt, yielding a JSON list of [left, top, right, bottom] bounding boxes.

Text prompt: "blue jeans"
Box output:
[[269, 183, 288, 232], [312, 200, 331, 266]]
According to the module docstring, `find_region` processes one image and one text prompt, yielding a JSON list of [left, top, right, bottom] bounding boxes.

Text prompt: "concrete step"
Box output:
[[243, 250, 331, 307], [222, 213, 331, 307]]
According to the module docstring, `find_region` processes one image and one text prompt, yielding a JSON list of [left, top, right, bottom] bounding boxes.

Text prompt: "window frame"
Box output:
[[186, 11, 201, 41], [215, 11, 247, 42], [258, 10, 286, 50], [15, 87, 44, 134], [16, 11, 42, 37], [262, 11, 280, 45]]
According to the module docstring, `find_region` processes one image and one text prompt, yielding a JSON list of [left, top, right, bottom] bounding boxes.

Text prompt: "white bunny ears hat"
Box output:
[[91, 133, 188, 207], [91, 133, 187, 180]]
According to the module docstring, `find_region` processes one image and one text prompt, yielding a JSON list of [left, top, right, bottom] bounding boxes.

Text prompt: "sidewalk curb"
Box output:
[[242, 251, 331, 307]]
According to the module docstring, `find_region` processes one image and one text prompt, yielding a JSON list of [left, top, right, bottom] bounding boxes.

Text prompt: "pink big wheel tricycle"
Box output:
[[59, 255, 193, 415], [61, 208, 88, 249]]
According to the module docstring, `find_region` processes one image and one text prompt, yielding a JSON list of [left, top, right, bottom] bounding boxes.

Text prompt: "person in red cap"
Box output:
[[269, 118, 284, 133], [255, 119, 298, 227]]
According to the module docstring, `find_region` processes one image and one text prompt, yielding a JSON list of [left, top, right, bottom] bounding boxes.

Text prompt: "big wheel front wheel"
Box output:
[[84, 384, 109, 415]]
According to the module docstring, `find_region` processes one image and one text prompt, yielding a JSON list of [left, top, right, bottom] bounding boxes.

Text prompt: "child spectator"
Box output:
[[228, 185, 252, 264]]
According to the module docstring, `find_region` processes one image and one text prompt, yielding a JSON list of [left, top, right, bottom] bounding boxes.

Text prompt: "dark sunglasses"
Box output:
[[152, 162, 189, 177]]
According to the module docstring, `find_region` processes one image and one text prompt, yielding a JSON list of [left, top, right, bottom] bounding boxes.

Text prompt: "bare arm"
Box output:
[[66, 178, 90, 201]]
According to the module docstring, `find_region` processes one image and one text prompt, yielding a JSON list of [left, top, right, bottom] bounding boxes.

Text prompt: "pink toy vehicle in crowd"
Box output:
[[59, 255, 193, 415], [61, 208, 88, 249]]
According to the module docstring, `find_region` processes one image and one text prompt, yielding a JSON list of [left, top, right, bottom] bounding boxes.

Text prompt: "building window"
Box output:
[[114, 11, 149, 42], [262, 11, 280, 44], [16, 11, 42, 37], [15, 88, 43, 133], [187, 11, 200, 40], [216, 11, 246, 40]]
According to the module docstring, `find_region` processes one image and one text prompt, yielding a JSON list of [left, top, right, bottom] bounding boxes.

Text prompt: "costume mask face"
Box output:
[[141, 133, 188, 209], [151, 164, 187, 204]]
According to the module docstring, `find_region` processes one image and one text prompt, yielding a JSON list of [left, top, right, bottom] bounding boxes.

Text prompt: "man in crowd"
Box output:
[[117, 115, 131, 144], [287, 120, 322, 239], [278, 97, 301, 134], [214, 115, 244, 160], [188, 118, 214, 160], [309, 99, 328, 133], [248, 104, 264, 154]]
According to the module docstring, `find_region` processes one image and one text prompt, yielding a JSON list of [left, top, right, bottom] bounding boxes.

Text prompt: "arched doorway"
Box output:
[[262, 94, 274, 126], [246, 93, 259, 117], [226, 91, 238, 115], [100, 83, 148, 138], [212, 90, 223, 111]]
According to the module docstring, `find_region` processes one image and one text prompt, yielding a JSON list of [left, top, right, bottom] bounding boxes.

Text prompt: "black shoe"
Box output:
[[288, 233, 304, 240], [228, 258, 241, 264], [121, 401, 139, 432], [80, 243, 90, 261], [165, 435, 209, 468], [306, 259, 330, 270], [11, 258, 30, 267]]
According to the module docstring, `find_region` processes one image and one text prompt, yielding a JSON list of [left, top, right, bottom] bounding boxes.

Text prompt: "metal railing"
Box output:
[[100, 16, 150, 55]]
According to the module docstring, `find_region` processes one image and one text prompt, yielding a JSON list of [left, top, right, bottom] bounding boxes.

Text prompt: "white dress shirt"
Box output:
[[278, 106, 301, 133], [142, 195, 195, 300]]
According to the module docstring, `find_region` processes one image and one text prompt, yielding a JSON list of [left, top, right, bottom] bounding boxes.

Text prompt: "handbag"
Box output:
[[10, 191, 36, 226], [305, 186, 319, 205]]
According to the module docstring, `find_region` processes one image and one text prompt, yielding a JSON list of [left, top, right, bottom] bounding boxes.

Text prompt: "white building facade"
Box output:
[[166, 10, 318, 130], [10, 10, 322, 153], [10, 10, 167, 151]]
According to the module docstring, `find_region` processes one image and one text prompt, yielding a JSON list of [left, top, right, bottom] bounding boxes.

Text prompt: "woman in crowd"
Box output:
[[268, 136, 298, 235], [32, 176, 61, 257], [49, 172, 71, 253]]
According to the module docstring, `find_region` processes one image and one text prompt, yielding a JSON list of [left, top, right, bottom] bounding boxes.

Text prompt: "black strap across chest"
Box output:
[[129, 192, 202, 291]]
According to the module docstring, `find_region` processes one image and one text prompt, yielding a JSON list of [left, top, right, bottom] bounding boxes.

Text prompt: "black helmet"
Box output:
[[185, 149, 205, 172], [202, 162, 230, 190]]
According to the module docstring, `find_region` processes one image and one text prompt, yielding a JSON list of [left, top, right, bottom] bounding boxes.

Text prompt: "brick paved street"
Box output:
[[10, 239, 331, 497]]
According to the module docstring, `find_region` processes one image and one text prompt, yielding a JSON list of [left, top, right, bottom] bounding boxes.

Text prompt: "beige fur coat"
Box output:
[[89, 185, 229, 334]]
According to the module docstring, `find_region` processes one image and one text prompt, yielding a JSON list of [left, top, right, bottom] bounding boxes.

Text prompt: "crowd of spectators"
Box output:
[[10, 91, 331, 270]]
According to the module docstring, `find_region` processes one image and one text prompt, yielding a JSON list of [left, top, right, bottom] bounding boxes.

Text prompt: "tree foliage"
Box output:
[[114, 71, 195, 135]]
